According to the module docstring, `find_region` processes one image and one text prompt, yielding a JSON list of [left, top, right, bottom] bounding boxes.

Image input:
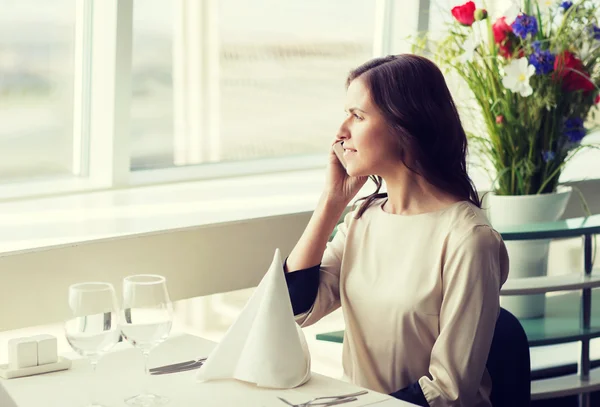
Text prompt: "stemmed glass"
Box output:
[[120, 274, 173, 406], [65, 282, 121, 407]]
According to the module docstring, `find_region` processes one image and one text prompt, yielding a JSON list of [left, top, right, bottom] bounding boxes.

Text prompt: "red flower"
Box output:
[[493, 17, 517, 58], [497, 42, 524, 59], [554, 51, 595, 92], [596, 94, 600, 104], [498, 44, 512, 58], [492, 17, 512, 44], [452, 1, 476, 26], [496, 115, 504, 124]]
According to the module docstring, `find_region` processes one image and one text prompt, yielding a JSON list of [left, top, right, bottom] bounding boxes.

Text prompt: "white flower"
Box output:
[[503, 0, 521, 24], [536, 0, 555, 13], [536, 0, 559, 27], [459, 20, 489, 63], [551, 13, 564, 29], [459, 30, 482, 62], [502, 57, 536, 97], [473, 20, 489, 46], [580, 39, 599, 60]]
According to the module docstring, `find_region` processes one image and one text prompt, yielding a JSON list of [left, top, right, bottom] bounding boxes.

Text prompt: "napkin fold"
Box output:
[[197, 248, 311, 388], [0, 382, 17, 407]]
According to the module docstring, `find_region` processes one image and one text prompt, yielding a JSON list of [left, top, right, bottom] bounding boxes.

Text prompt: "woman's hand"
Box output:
[[324, 139, 368, 205]]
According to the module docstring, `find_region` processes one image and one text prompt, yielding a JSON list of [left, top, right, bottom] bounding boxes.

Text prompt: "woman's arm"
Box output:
[[283, 136, 367, 323], [416, 225, 509, 407], [284, 260, 320, 316], [285, 191, 348, 272], [284, 193, 355, 327]]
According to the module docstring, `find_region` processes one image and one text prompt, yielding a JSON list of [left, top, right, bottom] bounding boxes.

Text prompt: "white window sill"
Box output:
[[0, 168, 336, 255]]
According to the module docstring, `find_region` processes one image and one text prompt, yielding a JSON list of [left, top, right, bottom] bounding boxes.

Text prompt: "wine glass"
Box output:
[[120, 274, 173, 406], [65, 282, 121, 407]]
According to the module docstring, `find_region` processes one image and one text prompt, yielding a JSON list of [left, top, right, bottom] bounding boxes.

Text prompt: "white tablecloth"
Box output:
[[0, 333, 415, 406]]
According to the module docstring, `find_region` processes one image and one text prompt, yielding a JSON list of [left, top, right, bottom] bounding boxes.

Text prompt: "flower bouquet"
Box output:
[[427, 0, 600, 196]]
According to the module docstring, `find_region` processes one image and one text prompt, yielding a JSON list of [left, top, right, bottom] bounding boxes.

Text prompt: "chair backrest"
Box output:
[[486, 307, 531, 407]]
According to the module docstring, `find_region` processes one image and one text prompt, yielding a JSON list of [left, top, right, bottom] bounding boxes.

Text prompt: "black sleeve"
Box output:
[[283, 257, 320, 316], [389, 382, 429, 406]]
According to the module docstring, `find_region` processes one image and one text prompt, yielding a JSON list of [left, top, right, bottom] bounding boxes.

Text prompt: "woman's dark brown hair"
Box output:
[[347, 54, 482, 218]]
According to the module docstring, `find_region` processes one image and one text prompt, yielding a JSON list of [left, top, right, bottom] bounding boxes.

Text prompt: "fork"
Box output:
[[278, 397, 358, 407], [312, 397, 358, 406], [278, 390, 367, 407]]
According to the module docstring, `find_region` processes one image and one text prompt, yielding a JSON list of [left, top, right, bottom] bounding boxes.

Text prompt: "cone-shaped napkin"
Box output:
[[197, 248, 311, 388], [0, 383, 17, 407]]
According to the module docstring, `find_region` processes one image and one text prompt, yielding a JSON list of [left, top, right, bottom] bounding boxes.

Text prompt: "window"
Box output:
[[2, 0, 595, 201], [130, 0, 376, 171], [130, 0, 174, 171], [0, 0, 76, 182], [217, 0, 376, 163]]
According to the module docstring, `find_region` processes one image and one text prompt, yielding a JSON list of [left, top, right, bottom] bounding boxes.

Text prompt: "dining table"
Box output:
[[0, 332, 416, 406]]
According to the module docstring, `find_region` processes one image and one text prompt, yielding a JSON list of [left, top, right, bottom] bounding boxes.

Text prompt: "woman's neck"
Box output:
[[381, 170, 461, 216]]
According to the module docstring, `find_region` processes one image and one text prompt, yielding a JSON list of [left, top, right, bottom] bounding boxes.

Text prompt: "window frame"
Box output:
[[87, 0, 133, 187], [0, 0, 134, 200]]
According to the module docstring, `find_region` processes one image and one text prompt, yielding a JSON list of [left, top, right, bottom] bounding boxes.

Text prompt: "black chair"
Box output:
[[486, 307, 531, 407]]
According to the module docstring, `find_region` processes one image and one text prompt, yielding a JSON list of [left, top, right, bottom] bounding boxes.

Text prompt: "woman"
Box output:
[[284, 54, 509, 407]]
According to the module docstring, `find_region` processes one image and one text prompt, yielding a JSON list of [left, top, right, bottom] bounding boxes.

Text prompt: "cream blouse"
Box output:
[[295, 198, 509, 407]]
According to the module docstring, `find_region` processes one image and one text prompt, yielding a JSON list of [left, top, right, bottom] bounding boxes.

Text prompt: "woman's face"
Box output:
[[337, 78, 399, 178]]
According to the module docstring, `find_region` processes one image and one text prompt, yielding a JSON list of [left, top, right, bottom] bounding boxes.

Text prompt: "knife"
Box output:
[[149, 357, 207, 374], [150, 362, 205, 375]]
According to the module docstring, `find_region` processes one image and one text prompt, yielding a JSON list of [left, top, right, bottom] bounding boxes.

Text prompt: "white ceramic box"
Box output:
[[30, 334, 58, 365], [8, 338, 37, 369]]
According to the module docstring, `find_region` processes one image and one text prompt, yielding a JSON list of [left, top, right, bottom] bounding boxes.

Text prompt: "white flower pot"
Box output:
[[488, 186, 572, 318]]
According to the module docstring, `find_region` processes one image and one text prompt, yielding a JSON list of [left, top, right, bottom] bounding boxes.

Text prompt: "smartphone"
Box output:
[[332, 141, 347, 169]]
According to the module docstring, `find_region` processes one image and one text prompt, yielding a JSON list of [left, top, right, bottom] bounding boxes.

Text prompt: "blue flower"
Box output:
[[563, 117, 586, 143], [532, 41, 542, 52], [593, 25, 600, 41], [512, 14, 539, 39], [528, 50, 555, 74], [560, 1, 573, 11], [542, 151, 556, 163]]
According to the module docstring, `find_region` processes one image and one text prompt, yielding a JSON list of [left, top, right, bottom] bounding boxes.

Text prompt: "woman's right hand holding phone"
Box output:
[[286, 139, 368, 273], [324, 139, 368, 206]]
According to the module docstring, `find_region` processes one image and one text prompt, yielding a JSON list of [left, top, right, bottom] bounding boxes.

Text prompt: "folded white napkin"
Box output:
[[197, 248, 311, 388], [0, 382, 17, 407]]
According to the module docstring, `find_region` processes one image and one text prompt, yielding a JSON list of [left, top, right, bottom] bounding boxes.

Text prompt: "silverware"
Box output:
[[324, 397, 358, 407], [278, 397, 358, 407], [150, 361, 205, 375], [278, 390, 367, 407], [277, 397, 295, 407], [277, 399, 357, 407], [313, 397, 358, 406], [149, 357, 207, 374]]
